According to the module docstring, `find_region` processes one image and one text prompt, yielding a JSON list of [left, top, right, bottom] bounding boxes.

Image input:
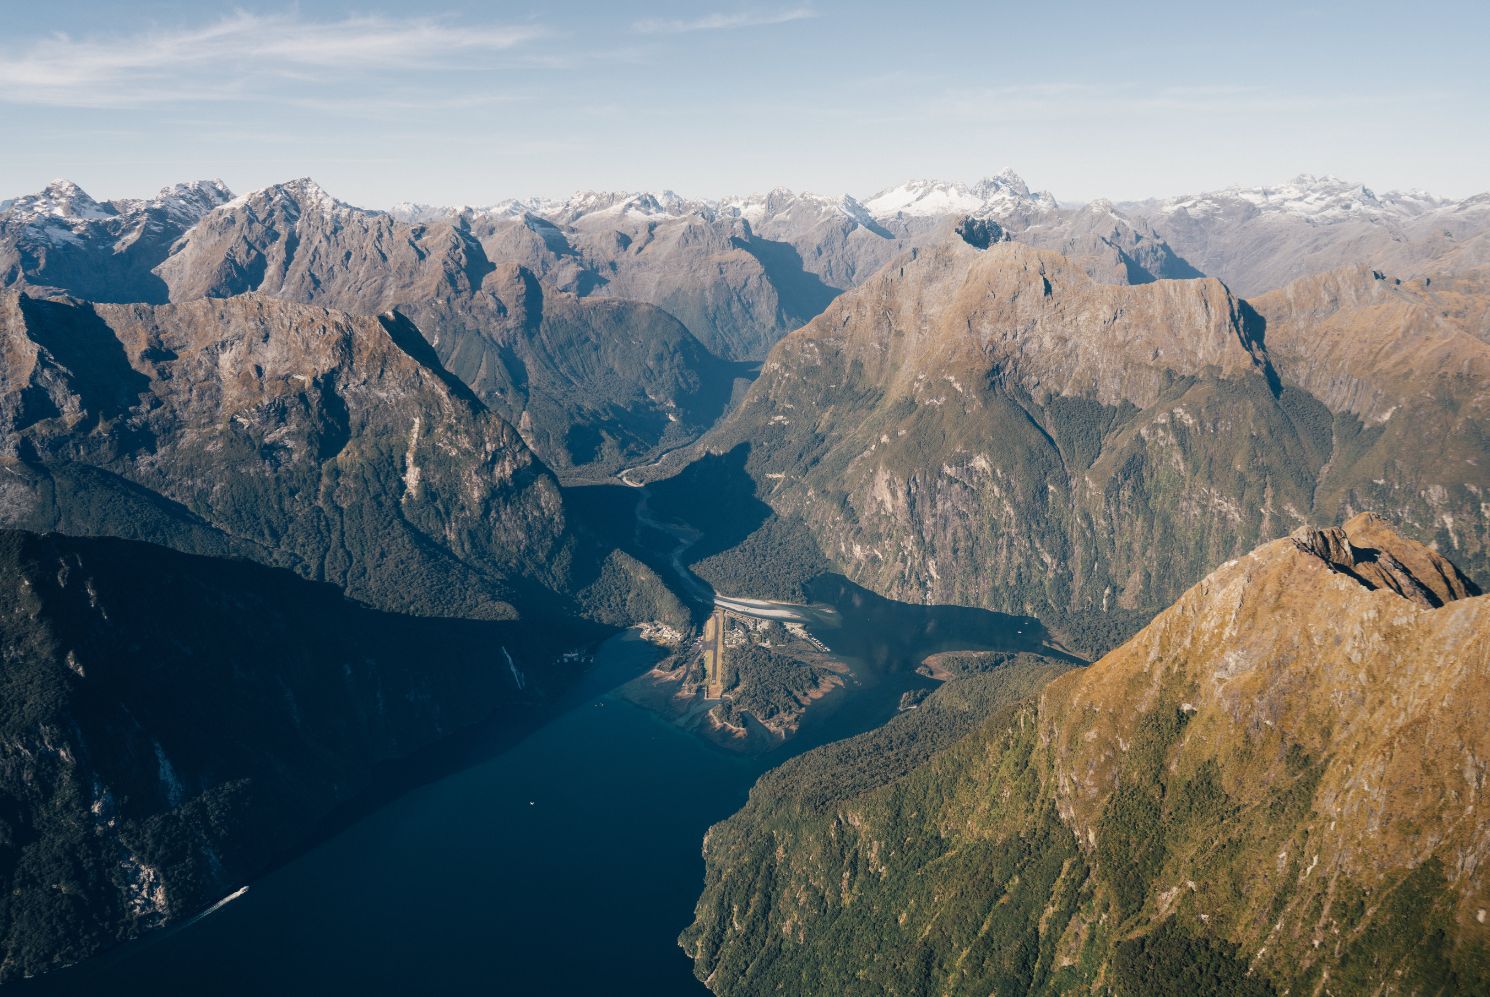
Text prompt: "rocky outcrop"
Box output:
[[1290, 512, 1477, 606], [685, 518, 1490, 994]]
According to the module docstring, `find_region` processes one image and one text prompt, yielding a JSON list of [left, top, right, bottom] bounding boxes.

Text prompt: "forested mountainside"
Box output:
[[0, 290, 683, 627], [684, 515, 1490, 995], [677, 234, 1489, 648], [0, 530, 597, 982]]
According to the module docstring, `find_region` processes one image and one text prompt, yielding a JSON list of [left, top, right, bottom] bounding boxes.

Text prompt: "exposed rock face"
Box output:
[[685, 518, 1490, 994], [1290, 512, 1477, 606], [397, 172, 1201, 357], [0, 179, 232, 303], [464, 196, 840, 360], [0, 529, 585, 983], [401, 264, 742, 480], [5, 173, 1204, 370], [719, 187, 903, 290], [1126, 175, 1490, 296], [1251, 266, 1490, 566], [1016, 198, 1204, 285], [679, 238, 1490, 637], [143, 183, 749, 476], [153, 178, 492, 310], [0, 290, 678, 624]]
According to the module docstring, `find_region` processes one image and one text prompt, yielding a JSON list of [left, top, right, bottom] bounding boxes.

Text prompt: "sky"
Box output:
[[1, 1, 1487, 208]]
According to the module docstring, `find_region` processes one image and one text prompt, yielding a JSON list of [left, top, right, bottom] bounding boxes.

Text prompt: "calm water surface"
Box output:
[[30, 574, 1055, 995]]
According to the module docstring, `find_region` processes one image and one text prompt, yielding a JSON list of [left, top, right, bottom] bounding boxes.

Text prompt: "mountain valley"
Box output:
[[1, 167, 1488, 993]]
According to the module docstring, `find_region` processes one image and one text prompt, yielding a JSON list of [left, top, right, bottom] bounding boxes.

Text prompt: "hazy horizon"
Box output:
[[3, 1, 1487, 207]]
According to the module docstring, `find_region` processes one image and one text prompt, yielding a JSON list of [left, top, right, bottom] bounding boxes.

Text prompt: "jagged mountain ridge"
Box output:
[[140, 178, 747, 478], [1125, 173, 1490, 296], [0, 289, 681, 625], [9, 170, 1488, 322], [386, 169, 1202, 332], [0, 179, 232, 303], [683, 515, 1490, 994], [669, 234, 1489, 649]]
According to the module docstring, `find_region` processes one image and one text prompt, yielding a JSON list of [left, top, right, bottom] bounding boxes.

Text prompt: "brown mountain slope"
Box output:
[[468, 202, 839, 360], [668, 237, 1489, 654], [684, 516, 1490, 994], [153, 179, 492, 310], [151, 182, 747, 478]]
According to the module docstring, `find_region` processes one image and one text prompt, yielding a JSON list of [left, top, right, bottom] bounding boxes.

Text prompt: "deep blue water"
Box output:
[[28, 573, 1057, 995], [31, 633, 753, 996]]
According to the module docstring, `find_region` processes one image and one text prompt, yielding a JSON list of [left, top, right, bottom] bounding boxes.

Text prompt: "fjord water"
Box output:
[[28, 578, 1051, 995], [26, 632, 744, 995]]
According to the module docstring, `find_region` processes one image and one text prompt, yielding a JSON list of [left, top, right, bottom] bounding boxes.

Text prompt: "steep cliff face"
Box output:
[[1010, 199, 1203, 286], [0, 290, 681, 625], [401, 264, 743, 481], [147, 184, 747, 479], [1252, 266, 1490, 569], [0, 530, 587, 983], [467, 199, 840, 360], [684, 517, 1490, 994], [681, 238, 1489, 643]]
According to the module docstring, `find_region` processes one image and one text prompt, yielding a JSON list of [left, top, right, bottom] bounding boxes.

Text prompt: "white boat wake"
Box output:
[[184, 885, 248, 928]]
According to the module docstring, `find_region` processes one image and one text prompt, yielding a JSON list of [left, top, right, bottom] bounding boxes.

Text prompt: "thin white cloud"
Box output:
[[0, 12, 545, 107], [632, 7, 817, 35], [856, 81, 1429, 125]]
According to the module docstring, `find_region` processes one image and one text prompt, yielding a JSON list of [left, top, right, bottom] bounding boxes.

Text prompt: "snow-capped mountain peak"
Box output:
[[6, 179, 115, 223], [135, 180, 234, 226], [861, 178, 987, 218], [278, 177, 353, 214], [219, 177, 368, 219], [862, 172, 1057, 220], [1160, 174, 1449, 224], [718, 187, 876, 230]]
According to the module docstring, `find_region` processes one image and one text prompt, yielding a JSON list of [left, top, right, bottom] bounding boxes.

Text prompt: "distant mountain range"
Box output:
[[8, 168, 1486, 342], [2, 167, 1488, 988], [7, 169, 1483, 485]]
